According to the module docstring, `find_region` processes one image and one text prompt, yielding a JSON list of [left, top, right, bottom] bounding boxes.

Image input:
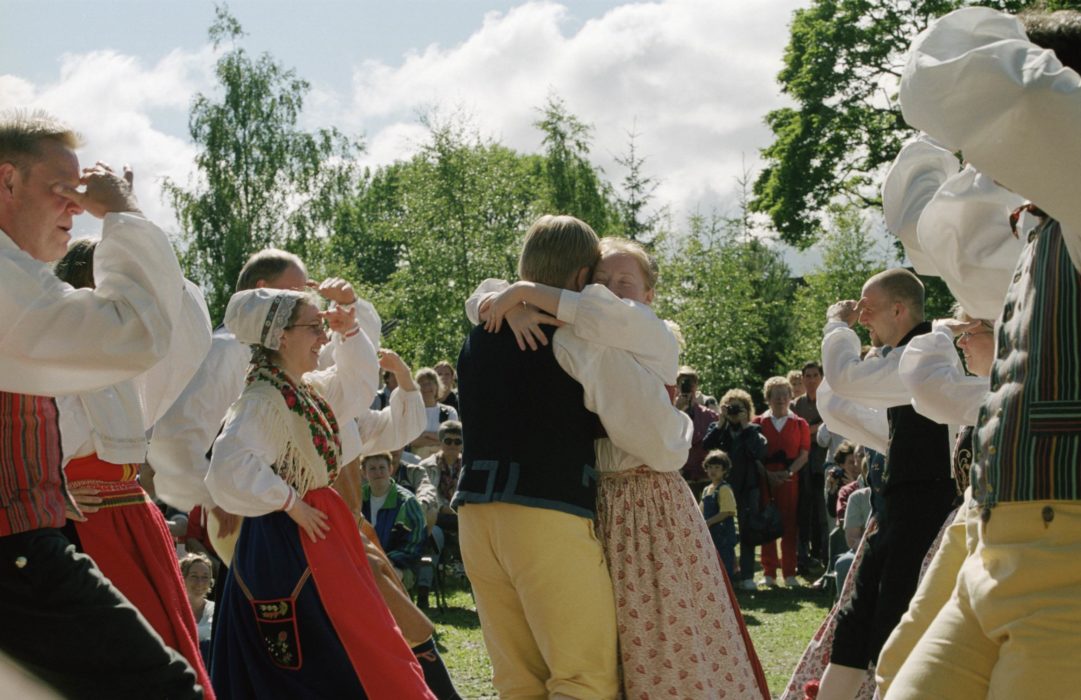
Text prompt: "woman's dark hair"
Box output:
[[54, 239, 97, 289]]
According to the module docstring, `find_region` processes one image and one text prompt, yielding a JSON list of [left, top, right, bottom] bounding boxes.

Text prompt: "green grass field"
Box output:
[[432, 574, 833, 699]]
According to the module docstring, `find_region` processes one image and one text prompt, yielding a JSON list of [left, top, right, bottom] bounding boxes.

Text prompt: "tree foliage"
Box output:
[[781, 206, 887, 369], [163, 5, 362, 322], [751, 0, 1029, 249]]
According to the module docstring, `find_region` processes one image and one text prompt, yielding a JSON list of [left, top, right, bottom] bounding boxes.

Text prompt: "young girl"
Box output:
[[701, 449, 739, 581], [469, 237, 770, 699]]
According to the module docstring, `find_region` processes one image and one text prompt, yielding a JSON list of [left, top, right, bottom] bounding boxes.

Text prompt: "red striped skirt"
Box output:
[[68, 453, 215, 699]]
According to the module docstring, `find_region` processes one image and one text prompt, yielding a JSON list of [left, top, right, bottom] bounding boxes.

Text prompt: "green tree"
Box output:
[[352, 115, 545, 367], [613, 125, 665, 245], [534, 94, 618, 233], [781, 206, 888, 369], [655, 213, 779, 403], [751, 0, 1029, 250], [164, 5, 362, 322]]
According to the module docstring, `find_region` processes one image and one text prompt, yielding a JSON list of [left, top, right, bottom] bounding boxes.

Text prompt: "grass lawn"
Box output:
[[433, 573, 833, 699]]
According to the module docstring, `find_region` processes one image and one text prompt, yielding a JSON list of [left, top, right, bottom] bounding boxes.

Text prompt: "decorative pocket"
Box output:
[[233, 566, 312, 670]]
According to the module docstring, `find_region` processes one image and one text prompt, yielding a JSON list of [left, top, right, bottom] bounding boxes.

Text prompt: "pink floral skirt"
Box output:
[[597, 468, 770, 700]]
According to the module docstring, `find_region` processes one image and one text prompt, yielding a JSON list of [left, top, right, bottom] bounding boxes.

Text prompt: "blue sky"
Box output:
[[2, 0, 833, 265]]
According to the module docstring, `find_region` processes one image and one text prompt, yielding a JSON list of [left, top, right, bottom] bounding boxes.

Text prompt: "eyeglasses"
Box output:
[[959, 329, 994, 340], [442, 437, 463, 446], [287, 321, 328, 333]]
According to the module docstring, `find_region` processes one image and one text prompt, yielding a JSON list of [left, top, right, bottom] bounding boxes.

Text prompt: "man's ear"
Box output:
[[574, 266, 590, 291], [0, 163, 18, 201]]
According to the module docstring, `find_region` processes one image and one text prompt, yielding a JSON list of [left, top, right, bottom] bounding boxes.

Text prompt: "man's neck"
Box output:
[[370, 483, 391, 498]]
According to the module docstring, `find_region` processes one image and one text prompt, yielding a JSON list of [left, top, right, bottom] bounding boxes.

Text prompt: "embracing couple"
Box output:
[[455, 215, 769, 699]]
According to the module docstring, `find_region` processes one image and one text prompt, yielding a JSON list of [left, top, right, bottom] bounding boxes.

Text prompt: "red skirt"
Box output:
[[68, 454, 215, 699]]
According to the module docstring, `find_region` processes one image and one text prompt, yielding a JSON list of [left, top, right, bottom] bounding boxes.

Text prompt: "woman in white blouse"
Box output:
[[205, 286, 434, 699]]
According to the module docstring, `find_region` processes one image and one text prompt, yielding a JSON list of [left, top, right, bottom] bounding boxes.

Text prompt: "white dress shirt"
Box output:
[[58, 279, 212, 464], [0, 213, 184, 396]]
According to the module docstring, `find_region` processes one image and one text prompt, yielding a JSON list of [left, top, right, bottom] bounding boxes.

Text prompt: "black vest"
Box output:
[[453, 324, 601, 519], [883, 322, 953, 494]]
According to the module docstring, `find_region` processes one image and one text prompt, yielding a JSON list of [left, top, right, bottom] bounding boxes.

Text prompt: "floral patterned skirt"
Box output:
[[597, 468, 770, 700], [779, 519, 880, 700]]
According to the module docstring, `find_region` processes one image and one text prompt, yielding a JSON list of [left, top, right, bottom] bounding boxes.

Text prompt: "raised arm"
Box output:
[[821, 321, 909, 408], [0, 212, 184, 395], [898, 322, 989, 426], [900, 6, 1081, 271]]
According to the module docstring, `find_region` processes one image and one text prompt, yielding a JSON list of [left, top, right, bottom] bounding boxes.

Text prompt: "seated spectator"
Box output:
[[409, 368, 459, 459], [420, 420, 464, 533], [180, 553, 215, 667], [700, 450, 738, 580], [391, 447, 439, 527], [433, 360, 459, 411], [826, 441, 861, 520], [360, 452, 430, 598], [831, 449, 873, 599]]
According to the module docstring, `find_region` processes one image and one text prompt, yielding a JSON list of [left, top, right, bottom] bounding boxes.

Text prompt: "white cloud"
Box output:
[[0, 46, 215, 238], [2, 0, 805, 242], [331, 0, 801, 223]]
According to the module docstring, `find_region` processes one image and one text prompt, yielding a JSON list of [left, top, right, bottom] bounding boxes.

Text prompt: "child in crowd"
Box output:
[[701, 449, 739, 580], [468, 236, 769, 699]]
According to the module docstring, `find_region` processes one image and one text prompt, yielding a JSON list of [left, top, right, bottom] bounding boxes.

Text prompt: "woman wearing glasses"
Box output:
[[205, 287, 434, 699]]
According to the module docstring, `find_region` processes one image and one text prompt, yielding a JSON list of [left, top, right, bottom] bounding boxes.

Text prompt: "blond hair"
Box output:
[[762, 376, 793, 401], [518, 215, 601, 288], [0, 109, 81, 173], [600, 236, 658, 290]]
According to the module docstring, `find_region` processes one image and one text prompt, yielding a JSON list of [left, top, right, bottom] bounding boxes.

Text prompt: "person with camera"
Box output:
[[703, 388, 768, 591], [675, 367, 720, 497], [752, 377, 810, 588]]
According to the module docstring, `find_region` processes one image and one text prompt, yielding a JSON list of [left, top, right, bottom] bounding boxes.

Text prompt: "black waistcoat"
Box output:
[[453, 324, 601, 519], [883, 321, 953, 495]]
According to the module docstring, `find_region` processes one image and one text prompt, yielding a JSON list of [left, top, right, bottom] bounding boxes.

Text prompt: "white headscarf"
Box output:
[[224, 288, 305, 349]]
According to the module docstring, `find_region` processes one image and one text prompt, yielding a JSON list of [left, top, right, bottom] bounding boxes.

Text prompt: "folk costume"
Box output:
[[466, 281, 770, 699], [0, 212, 202, 698], [206, 289, 433, 699], [884, 9, 1081, 696], [56, 277, 214, 697]]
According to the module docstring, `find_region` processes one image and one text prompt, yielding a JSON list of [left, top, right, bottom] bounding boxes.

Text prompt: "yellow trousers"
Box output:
[[459, 502, 618, 700], [883, 499, 1081, 699]]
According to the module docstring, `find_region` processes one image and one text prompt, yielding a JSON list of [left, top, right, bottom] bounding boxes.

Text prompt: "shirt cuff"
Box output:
[[557, 289, 580, 325]]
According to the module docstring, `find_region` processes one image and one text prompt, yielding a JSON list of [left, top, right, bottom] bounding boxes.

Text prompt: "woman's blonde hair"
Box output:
[[600, 237, 658, 290], [762, 376, 793, 401], [719, 388, 753, 416]]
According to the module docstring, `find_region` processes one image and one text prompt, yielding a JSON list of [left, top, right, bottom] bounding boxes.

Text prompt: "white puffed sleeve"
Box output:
[[464, 279, 511, 325], [817, 379, 889, 454], [556, 284, 679, 383], [900, 6, 1081, 271], [554, 332, 692, 472], [821, 322, 909, 408], [0, 213, 184, 395], [357, 387, 427, 455], [205, 395, 295, 517], [898, 322, 989, 427], [305, 324, 379, 425], [881, 135, 960, 275]]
